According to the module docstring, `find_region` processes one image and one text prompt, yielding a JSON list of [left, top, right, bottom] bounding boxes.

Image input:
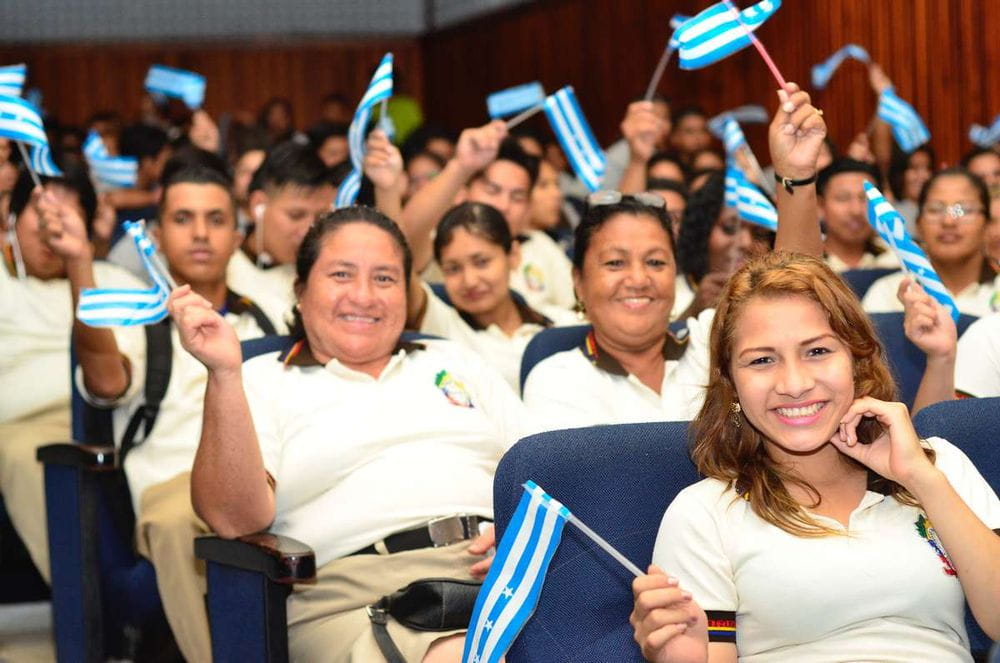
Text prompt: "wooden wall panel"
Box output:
[[422, 0, 998, 165], [0, 39, 424, 130]]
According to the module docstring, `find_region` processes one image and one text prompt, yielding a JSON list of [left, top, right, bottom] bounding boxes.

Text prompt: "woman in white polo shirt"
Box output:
[[522, 82, 829, 431], [406, 202, 578, 393], [862, 168, 999, 316], [171, 206, 532, 662], [631, 253, 1000, 662]]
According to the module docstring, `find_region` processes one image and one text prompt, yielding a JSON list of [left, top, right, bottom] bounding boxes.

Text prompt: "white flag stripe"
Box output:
[[544, 97, 601, 191], [554, 91, 604, 173], [479, 499, 565, 661], [337, 53, 393, 208]]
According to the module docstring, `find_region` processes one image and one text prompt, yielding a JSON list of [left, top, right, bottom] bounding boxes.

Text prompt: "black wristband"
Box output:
[[774, 172, 817, 194]]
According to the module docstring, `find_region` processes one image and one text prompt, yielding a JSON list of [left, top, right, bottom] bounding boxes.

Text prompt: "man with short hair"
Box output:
[[227, 141, 336, 328], [307, 121, 350, 167], [669, 106, 712, 163], [400, 122, 576, 309], [52, 165, 278, 662], [816, 158, 899, 272]]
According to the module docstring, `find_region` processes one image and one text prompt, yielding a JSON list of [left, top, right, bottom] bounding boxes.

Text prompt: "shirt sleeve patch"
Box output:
[[705, 610, 736, 642]]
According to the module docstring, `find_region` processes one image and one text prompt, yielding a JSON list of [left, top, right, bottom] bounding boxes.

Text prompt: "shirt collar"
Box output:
[[577, 327, 690, 377], [458, 296, 552, 332], [278, 336, 425, 368]]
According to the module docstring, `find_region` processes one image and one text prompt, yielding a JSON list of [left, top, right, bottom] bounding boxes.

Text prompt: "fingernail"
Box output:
[[666, 576, 679, 586], [782, 101, 795, 113], [681, 590, 692, 600]]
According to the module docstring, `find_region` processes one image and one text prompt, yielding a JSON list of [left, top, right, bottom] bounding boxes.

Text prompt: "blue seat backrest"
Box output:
[[840, 268, 899, 299], [869, 312, 978, 409], [494, 422, 699, 662], [913, 397, 1000, 656]]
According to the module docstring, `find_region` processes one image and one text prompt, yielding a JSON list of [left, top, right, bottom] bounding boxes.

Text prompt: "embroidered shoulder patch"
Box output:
[[522, 263, 545, 292], [434, 370, 475, 408], [915, 514, 957, 576]]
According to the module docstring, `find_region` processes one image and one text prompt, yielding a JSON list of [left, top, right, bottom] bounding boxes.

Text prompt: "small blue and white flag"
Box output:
[[144, 64, 206, 110], [666, 13, 692, 51], [720, 117, 747, 154], [969, 115, 1000, 148], [727, 162, 777, 231], [462, 481, 570, 663], [864, 182, 958, 322], [0, 95, 47, 147], [675, 0, 782, 70], [877, 88, 930, 153], [77, 221, 171, 327], [543, 86, 606, 192], [83, 131, 139, 190], [0, 64, 26, 98], [811, 44, 870, 90], [336, 53, 393, 209], [487, 82, 546, 119], [29, 145, 62, 177]]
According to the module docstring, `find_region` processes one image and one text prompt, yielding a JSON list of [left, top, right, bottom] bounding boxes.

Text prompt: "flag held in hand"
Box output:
[[83, 131, 139, 190], [543, 86, 606, 192], [487, 82, 546, 119], [336, 52, 394, 209], [145, 65, 206, 110], [462, 481, 570, 663], [675, 0, 782, 70], [0, 95, 48, 147], [0, 64, 26, 97], [864, 182, 958, 322], [77, 221, 172, 327], [811, 44, 870, 90], [877, 88, 930, 153], [726, 162, 777, 231], [29, 145, 62, 177]]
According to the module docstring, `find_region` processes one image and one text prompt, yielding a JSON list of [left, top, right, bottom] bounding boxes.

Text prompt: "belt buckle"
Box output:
[[427, 515, 474, 547]]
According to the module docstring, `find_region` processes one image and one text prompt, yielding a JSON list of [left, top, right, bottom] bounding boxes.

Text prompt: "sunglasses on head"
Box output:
[[586, 190, 666, 210]]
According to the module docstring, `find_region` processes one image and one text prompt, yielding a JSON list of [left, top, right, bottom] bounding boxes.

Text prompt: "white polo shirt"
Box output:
[[508, 230, 576, 311], [670, 274, 696, 322], [653, 437, 1000, 662], [77, 291, 274, 509], [523, 309, 713, 431], [0, 259, 145, 424], [825, 249, 900, 273], [225, 249, 294, 333], [243, 337, 534, 567], [861, 266, 1000, 317], [955, 313, 1000, 397], [417, 282, 579, 393]]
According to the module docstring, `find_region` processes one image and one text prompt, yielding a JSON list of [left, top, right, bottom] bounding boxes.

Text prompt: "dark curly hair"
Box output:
[[675, 171, 725, 281]]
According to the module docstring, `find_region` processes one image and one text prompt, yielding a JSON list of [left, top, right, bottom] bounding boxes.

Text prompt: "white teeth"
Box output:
[[776, 402, 824, 418], [341, 315, 377, 323], [621, 297, 651, 304]]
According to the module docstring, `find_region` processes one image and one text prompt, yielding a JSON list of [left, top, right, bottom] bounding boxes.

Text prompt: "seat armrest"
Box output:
[[36, 443, 118, 470], [195, 533, 316, 584]]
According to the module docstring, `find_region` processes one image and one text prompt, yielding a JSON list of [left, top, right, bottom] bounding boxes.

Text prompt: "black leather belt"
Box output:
[[350, 515, 490, 556]]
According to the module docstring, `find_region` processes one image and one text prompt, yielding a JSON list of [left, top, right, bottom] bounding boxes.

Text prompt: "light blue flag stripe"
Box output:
[[725, 165, 739, 208], [727, 162, 777, 230], [864, 182, 958, 322], [77, 220, 172, 327], [336, 53, 393, 209], [811, 44, 870, 90], [83, 130, 108, 159], [709, 105, 768, 138], [83, 130, 138, 189], [29, 144, 62, 177], [969, 115, 1000, 147], [676, 0, 781, 70], [0, 95, 47, 146], [722, 118, 747, 153], [543, 87, 605, 192], [0, 64, 26, 97], [145, 64, 206, 110], [876, 88, 930, 153], [462, 481, 569, 663], [487, 82, 545, 119]]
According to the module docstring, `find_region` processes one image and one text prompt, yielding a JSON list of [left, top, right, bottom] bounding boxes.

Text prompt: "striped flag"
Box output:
[[77, 221, 171, 327], [708, 104, 768, 138], [83, 131, 139, 190], [29, 145, 62, 177], [720, 117, 747, 154], [667, 13, 692, 50], [462, 481, 570, 663], [543, 86, 606, 192], [144, 64, 206, 110], [0, 95, 47, 147], [487, 82, 546, 119], [727, 162, 777, 231], [0, 63, 26, 97], [675, 0, 782, 70], [811, 44, 870, 90], [877, 88, 930, 153], [969, 115, 1000, 148], [336, 53, 393, 208], [864, 182, 958, 322]]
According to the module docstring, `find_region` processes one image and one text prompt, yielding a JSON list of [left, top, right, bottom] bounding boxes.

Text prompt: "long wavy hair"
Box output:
[[690, 252, 931, 537]]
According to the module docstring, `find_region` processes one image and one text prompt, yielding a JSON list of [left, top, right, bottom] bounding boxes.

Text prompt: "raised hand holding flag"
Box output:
[[864, 182, 958, 322], [336, 53, 393, 208]]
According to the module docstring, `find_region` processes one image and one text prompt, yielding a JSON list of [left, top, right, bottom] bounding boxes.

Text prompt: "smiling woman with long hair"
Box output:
[[630, 252, 1000, 663]]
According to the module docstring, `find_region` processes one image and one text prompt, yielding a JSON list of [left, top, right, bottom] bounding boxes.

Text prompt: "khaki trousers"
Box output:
[[288, 541, 485, 663], [0, 405, 72, 583], [135, 471, 212, 663]]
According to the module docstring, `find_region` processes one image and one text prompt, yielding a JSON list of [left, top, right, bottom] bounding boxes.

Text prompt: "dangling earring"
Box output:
[[573, 296, 587, 320], [730, 401, 742, 428]]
